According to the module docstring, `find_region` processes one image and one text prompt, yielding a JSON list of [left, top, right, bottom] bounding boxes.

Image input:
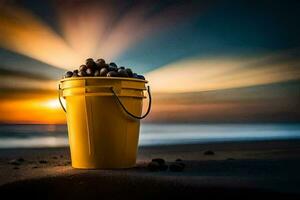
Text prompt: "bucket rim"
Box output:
[[60, 77, 148, 83]]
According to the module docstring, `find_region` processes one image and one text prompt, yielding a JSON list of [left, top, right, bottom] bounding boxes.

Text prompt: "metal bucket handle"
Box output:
[[110, 86, 151, 120], [58, 84, 152, 120]]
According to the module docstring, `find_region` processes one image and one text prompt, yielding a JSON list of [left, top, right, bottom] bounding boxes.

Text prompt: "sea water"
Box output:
[[0, 123, 299, 148]]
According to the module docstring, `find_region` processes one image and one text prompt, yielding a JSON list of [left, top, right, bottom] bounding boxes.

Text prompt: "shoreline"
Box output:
[[0, 139, 300, 198]]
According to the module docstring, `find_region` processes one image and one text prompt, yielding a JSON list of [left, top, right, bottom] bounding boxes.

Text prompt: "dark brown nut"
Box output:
[[94, 70, 100, 76], [78, 70, 87, 77], [100, 68, 108, 76], [133, 73, 139, 78], [147, 161, 160, 172], [125, 68, 133, 77], [86, 61, 96, 69], [118, 69, 129, 77], [169, 163, 184, 172], [107, 71, 118, 77], [86, 58, 94, 63], [72, 71, 78, 77], [8, 159, 21, 165], [109, 62, 118, 68], [152, 158, 165, 165], [64, 71, 73, 78], [73, 69, 79, 77], [96, 58, 105, 66], [108, 66, 118, 72], [17, 158, 25, 162], [204, 150, 215, 155], [137, 75, 145, 80], [79, 65, 87, 71], [86, 68, 94, 76]]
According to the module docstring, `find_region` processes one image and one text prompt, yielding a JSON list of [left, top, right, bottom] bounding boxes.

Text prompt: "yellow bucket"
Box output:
[[58, 77, 151, 169]]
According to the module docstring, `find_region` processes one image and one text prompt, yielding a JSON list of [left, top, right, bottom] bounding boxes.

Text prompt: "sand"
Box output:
[[0, 140, 300, 199]]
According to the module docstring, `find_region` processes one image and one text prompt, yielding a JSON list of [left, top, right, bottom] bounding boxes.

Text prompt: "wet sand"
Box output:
[[0, 140, 300, 199]]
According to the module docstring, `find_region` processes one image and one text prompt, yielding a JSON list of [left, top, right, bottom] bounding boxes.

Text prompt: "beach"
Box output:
[[0, 139, 300, 199]]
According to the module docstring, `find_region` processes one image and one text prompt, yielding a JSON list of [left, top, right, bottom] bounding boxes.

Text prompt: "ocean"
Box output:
[[0, 123, 299, 148]]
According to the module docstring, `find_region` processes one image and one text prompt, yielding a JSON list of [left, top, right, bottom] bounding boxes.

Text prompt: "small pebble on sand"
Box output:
[[204, 150, 215, 155], [8, 159, 21, 166], [151, 158, 165, 165], [17, 158, 25, 162]]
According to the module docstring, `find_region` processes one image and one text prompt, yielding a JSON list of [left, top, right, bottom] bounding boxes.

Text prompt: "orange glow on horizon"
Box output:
[[0, 96, 66, 124]]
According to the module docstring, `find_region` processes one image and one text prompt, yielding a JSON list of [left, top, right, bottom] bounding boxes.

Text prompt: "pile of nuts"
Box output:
[[63, 58, 145, 80]]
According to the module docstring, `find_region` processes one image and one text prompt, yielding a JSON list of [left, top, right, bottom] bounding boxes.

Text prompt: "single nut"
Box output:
[[85, 58, 94, 63], [100, 68, 108, 76], [137, 75, 145, 80], [107, 71, 118, 77], [96, 58, 105, 67], [125, 68, 133, 77], [72, 69, 79, 77], [78, 70, 87, 77], [64, 71, 73, 78], [108, 67, 118, 72], [86, 61, 96, 69], [109, 62, 118, 68], [132, 73, 138, 78], [118, 69, 129, 77], [152, 158, 165, 165], [79, 65, 87, 71], [17, 158, 25, 162], [8, 159, 21, 165], [204, 150, 215, 155]]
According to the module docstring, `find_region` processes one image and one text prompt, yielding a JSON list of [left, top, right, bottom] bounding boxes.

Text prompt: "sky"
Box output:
[[0, 0, 299, 124]]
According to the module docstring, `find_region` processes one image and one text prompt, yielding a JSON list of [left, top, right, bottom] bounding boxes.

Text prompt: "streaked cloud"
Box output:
[[145, 80, 300, 123], [146, 52, 300, 93], [0, 4, 83, 69]]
